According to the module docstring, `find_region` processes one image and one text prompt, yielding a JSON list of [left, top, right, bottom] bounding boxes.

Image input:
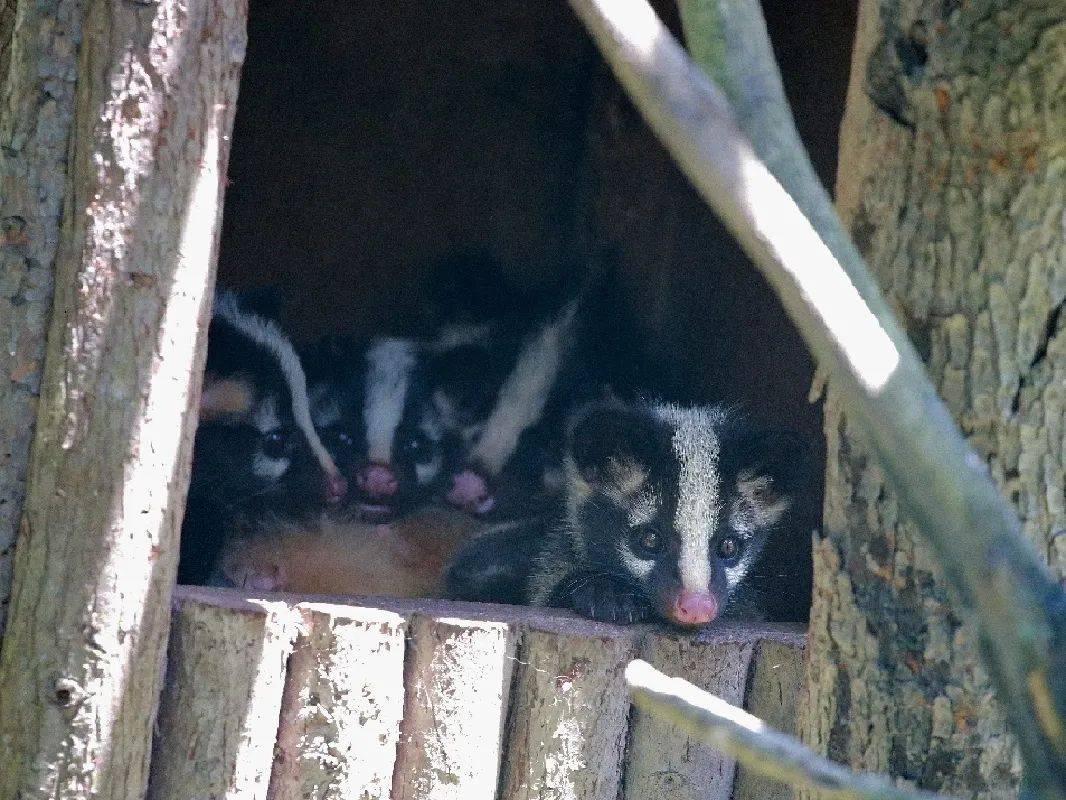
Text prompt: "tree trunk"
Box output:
[[802, 2, 1065, 796], [0, 0, 246, 797], [0, 0, 88, 638]]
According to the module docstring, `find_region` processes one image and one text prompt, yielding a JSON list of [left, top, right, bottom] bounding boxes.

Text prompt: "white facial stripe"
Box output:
[[419, 408, 443, 443], [431, 390, 459, 430], [363, 337, 417, 464], [656, 404, 726, 593], [251, 398, 290, 482], [627, 490, 660, 527], [618, 542, 655, 579], [563, 456, 592, 537], [414, 455, 442, 486], [252, 397, 282, 434], [214, 293, 339, 479], [461, 423, 484, 447], [469, 300, 578, 476], [723, 561, 752, 588], [252, 453, 290, 481], [730, 497, 756, 536], [736, 471, 791, 528], [603, 463, 650, 511]]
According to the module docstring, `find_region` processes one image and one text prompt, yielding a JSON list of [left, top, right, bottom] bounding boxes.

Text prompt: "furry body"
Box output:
[[425, 255, 604, 518], [179, 292, 344, 584], [304, 335, 446, 522], [447, 400, 801, 626], [215, 506, 485, 598]]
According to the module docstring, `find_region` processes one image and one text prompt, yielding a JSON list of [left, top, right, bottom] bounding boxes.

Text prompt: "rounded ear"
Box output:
[[568, 404, 655, 486], [737, 429, 811, 494]]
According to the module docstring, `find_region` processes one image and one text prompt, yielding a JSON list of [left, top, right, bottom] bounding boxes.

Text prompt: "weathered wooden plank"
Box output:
[[268, 603, 407, 800], [392, 613, 518, 800], [732, 638, 806, 800], [149, 589, 807, 800], [624, 625, 756, 800], [500, 623, 637, 800], [148, 592, 298, 800], [0, 1, 247, 797]]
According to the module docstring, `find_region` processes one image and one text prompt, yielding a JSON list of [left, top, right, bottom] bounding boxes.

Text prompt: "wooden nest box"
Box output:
[[152, 588, 805, 800], [0, 0, 854, 798]]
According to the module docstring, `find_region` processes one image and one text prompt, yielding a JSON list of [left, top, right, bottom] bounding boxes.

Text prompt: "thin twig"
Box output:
[[565, 1, 1066, 795], [626, 660, 944, 800]]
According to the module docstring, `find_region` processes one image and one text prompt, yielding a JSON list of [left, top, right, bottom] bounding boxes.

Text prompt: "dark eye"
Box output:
[[631, 527, 663, 557], [324, 428, 355, 451], [716, 536, 742, 561], [261, 429, 292, 460]]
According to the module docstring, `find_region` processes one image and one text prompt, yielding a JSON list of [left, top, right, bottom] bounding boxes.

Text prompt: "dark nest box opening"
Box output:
[[215, 0, 856, 623]]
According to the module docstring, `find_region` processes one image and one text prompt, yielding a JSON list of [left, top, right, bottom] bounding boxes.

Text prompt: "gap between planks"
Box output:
[[148, 585, 806, 800]]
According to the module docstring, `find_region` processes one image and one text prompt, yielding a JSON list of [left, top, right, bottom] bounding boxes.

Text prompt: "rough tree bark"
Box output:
[[0, 0, 88, 638], [802, 2, 1065, 796], [0, 0, 246, 797]]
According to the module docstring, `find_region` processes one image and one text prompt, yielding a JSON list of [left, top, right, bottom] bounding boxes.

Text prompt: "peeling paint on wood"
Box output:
[[392, 613, 518, 800], [501, 624, 635, 800]]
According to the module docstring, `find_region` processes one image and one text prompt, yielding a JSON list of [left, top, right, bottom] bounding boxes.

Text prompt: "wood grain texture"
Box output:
[[392, 613, 518, 800], [268, 602, 407, 800], [0, 1, 246, 797], [149, 595, 298, 800], [625, 629, 756, 800], [0, 0, 87, 637], [732, 639, 806, 800], [500, 625, 637, 800], [155, 589, 808, 800]]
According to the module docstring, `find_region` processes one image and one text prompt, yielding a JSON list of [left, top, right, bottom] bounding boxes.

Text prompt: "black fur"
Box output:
[[303, 334, 446, 519], [444, 518, 546, 606], [179, 291, 331, 584], [424, 253, 611, 518], [445, 400, 805, 627]]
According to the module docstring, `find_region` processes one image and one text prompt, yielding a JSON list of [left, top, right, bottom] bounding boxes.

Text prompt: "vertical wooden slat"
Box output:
[[732, 637, 806, 800], [625, 626, 756, 800], [148, 592, 298, 800], [268, 603, 407, 800], [392, 614, 518, 800], [500, 625, 636, 800], [0, 1, 247, 797]]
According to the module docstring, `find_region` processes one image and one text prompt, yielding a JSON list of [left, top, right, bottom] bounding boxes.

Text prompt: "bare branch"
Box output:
[[626, 660, 944, 800], [564, 0, 1066, 795]]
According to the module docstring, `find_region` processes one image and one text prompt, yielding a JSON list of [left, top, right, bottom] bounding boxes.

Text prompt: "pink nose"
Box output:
[[324, 473, 348, 504], [446, 469, 495, 515], [670, 590, 719, 626], [357, 463, 398, 498]]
